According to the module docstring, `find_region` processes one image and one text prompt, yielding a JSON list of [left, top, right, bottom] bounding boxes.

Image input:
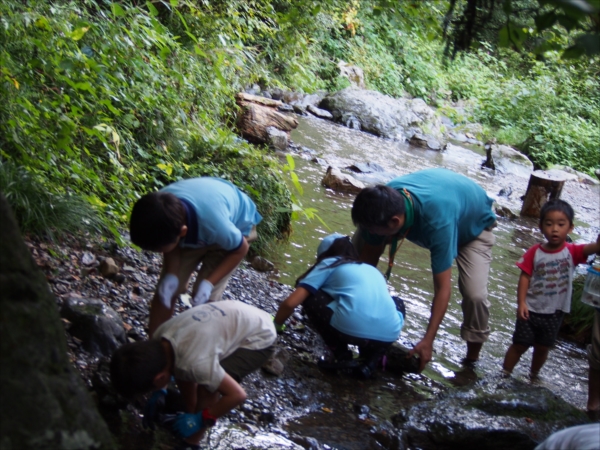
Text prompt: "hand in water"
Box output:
[[408, 338, 433, 373]]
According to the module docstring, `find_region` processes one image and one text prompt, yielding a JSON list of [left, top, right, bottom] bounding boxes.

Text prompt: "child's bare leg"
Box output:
[[503, 344, 528, 373], [530, 344, 550, 375], [588, 366, 600, 412]]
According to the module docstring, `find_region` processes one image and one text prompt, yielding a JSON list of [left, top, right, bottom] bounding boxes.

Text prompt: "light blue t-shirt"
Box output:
[[162, 177, 262, 251], [298, 257, 404, 342], [386, 168, 496, 274]]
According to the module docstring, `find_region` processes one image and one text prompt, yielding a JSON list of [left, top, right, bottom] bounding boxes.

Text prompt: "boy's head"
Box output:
[[130, 192, 186, 252], [351, 185, 406, 235], [539, 199, 574, 226], [110, 340, 169, 399], [539, 199, 574, 247]]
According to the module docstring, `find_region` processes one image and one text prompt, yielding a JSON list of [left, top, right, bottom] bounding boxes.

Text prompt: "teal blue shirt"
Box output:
[[298, 258, 404, 342], [368, 169, 496, 274], [162, 177, 262, 251]]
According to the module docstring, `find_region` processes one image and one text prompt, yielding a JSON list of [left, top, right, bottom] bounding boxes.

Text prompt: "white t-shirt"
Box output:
[[154, 301, 276, 392], [516, 242, 587, 314]]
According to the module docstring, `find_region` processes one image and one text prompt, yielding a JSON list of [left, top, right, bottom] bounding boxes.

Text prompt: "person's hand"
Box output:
[[157, 274, 179, 308], [408, 338, 433, 373], [172, 412, 203, 438], [517, 303, 529, 321], [192, 279, 213, 306], [271, 315, 286, 334], [142, 389, 167, 430]]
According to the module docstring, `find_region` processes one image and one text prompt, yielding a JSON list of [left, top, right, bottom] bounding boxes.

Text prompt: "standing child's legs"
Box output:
[[530, 344, 550, 376], [503, 343, 529, 373]]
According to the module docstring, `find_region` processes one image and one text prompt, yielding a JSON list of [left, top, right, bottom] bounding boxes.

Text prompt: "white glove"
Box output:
[[157, 274, 179, 308], [192, 279, 214, 307]]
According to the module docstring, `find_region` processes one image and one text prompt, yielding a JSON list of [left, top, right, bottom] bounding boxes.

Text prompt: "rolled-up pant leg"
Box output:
[[456, 229, 495, 343]]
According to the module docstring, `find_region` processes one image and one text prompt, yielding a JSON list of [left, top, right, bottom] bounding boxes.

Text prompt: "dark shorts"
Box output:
[[512, 311, 565, 348], [220, 346, 275, 382], [301, 289, 405, 359]]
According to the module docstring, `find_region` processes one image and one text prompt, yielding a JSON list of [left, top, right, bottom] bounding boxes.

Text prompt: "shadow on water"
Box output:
[[266, 114, 599, 414]]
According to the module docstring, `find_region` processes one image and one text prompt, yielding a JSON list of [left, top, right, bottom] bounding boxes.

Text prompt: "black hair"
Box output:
[[351, 185, 406, 228], [296, 236, 361, 285], [130, 191, 185, 251], [539, 199, 574, 226], [110, 340, 168, 399]]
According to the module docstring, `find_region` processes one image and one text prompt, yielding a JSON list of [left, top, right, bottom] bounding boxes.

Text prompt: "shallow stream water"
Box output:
[[266, 114, 599, 414]]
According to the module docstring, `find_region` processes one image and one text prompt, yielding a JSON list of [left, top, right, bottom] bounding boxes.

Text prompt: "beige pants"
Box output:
[[588, 309, 600, 371], [352, 227, 495, 343], [165, 227, 257, 302]]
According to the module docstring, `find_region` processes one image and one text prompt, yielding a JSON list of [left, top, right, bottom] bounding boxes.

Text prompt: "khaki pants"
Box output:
[[164, 227, 257, 302], [352, 227, 495, 343]]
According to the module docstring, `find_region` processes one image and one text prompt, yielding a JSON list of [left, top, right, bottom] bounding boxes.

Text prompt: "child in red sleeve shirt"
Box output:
[[503, 199, 600, 379]]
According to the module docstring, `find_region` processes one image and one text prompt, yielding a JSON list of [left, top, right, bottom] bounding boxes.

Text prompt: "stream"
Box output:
[[265, 114, 600, 413]]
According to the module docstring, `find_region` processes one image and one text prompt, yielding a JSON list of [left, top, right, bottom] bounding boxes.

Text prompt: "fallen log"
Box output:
[[236, 100, 298, 144]]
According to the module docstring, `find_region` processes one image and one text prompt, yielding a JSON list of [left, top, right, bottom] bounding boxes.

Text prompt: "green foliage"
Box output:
[[563, 275, 594, 339], [0, 161, 102, 239], [0, 0, 291, 249]]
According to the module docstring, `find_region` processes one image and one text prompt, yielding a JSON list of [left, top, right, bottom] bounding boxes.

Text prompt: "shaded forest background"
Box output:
[[1, 0, 598, 243]]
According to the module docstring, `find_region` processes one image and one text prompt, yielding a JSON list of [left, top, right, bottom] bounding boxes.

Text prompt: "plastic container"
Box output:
[[581, 261, 600, 308]]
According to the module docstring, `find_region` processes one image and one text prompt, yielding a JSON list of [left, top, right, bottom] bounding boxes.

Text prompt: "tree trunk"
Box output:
[[235, 100, 297, 145], [520, 170, 566, 218]]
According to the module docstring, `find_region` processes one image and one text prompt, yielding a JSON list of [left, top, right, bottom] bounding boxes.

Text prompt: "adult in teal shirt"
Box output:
[[130, 177, 262, 336], [274, 233, 405, 378], [351, 168, 496, 371]]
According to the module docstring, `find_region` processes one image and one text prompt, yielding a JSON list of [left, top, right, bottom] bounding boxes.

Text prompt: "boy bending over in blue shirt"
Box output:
[[130, 177, 262, 336]]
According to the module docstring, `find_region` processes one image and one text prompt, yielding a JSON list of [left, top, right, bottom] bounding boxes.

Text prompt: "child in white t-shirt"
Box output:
[[503, 199, 600, 379]]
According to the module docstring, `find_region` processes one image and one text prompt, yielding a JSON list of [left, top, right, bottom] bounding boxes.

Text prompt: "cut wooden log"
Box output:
[[236, 92, 283, 108], [520, 170, 566, 218], [236, 100, 298, 145]]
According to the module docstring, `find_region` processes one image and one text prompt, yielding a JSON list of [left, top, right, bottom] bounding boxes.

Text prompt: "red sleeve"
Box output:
[[516, 244, 540, 276], [566, 243, 588, 266]]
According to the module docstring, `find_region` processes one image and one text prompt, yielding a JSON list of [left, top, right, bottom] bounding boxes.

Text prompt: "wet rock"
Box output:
[[291, 435, 322, 449], [498, 187, 512, 197], [278, 103, 295, 113], [549, 165, 599, 185], [385, 342, 420, 374], [60, 296, 127, 357], [321, 166, 365, 194], [251, 256, 275, 272], [338, 61, 366, 89], [266, 126, 289, 151], [81, 251, 96, 266], [320, 88, 444, 142], [99, 257, 119, 278], [262, 347, 290, 376], [293, 104, 307, 115], [347, 162, 385, 173], [403, 377, 589, 450], [282, 91, 305, 105], [207, 427, 304, 449], [307, 105, 333, 120], [495, 204, 518, 220], [409, 133, 443, 150], [482, 144, 534, 178], [371, 421, 405, 450]]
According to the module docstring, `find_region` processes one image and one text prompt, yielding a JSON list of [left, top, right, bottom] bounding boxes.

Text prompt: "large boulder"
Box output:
[[320, 88, 444, 142], [61, 297, 127, 357], [0, 194, 114, 449], [399, 377, 589, 450], [482, 144, 534, 178]]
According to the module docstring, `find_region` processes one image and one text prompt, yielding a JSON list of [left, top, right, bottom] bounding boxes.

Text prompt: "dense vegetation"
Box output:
[[1, 0, 598, 243]]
